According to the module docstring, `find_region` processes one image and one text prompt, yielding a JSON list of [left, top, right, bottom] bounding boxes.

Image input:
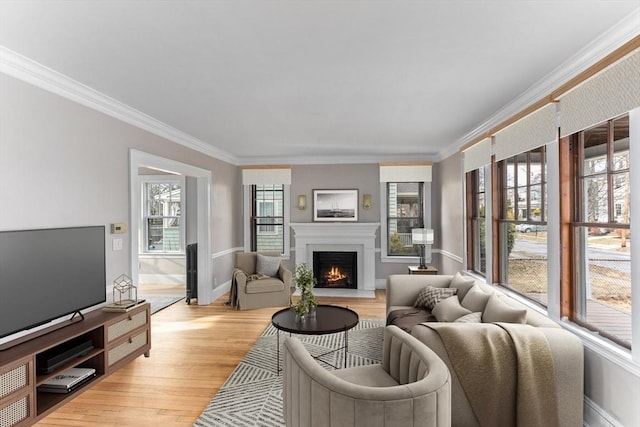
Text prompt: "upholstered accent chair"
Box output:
[[233, 251, 292, 310], [283, 325, 451, 427]]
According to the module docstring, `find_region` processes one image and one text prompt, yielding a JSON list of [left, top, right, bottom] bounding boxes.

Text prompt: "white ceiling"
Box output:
[[1, 1, 639, 165]]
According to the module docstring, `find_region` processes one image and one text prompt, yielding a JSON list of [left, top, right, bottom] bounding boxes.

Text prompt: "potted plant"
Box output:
[[293, 299, 309, 322], [294, 263, 318, 318]]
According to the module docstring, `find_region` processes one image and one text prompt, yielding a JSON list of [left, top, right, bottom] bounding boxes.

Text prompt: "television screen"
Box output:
[[0, 226, 106, 339]]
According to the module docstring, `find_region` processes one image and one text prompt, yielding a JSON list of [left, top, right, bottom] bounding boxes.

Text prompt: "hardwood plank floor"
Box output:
[[37, 291, 387, 426]]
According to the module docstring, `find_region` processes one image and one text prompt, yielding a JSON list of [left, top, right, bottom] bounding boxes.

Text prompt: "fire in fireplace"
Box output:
[[313, 251, 357, 289]]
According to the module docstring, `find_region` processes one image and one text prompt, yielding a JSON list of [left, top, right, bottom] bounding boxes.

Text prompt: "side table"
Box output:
[[408, 265, 438, 275]]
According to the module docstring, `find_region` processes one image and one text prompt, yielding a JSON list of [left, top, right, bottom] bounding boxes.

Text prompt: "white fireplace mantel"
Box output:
[[290, 223, 380, 292]]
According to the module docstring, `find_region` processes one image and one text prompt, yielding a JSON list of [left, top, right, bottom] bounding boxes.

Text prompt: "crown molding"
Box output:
[[237, 152, 438, 166], [446, 8, 640, 159], [0, 46, 239, 165]]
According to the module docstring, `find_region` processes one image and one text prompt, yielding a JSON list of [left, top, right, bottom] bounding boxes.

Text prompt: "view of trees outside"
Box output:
[[575, 117, 631, 346], [145, 182, 181, 252], [253, 185, 284, 253], [503, 117, 631, 346], [388, 183, 422, 256], [502, 149, 549, 306]]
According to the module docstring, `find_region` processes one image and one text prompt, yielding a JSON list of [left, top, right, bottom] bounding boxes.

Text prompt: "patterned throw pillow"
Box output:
[[414, 286, 458, 310], [256, 254, 281, 277]]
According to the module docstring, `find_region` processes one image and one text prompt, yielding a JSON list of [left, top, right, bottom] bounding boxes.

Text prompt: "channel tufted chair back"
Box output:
[[283, 325, 451, 427]]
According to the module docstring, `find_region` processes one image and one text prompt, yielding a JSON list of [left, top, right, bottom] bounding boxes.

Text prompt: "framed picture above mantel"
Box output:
[[313, 189, 358, 222]]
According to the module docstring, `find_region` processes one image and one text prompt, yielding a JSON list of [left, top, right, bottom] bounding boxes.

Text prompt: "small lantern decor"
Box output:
[[113, 274, 137, 306], [103, 274, 143, 312]]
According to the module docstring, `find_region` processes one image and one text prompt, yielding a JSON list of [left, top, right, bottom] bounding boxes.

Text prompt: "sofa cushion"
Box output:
[[245, 277, 285, 294], [449, 272, 476, 301], [461, 285, 492, 312], [256, 254, 281, 277], [455, 312, 483, 323], [482, 294, 527, 323], [414, 286, 457, 310], [432, 296, 472, 322], [332, 363, 399, 387]]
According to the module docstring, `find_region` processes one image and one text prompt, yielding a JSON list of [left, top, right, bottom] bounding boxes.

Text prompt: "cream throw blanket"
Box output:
[[424, 322, 559, 427]]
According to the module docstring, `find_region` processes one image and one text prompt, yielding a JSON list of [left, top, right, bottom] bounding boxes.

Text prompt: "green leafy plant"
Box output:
[[294, 263, 318, 312]]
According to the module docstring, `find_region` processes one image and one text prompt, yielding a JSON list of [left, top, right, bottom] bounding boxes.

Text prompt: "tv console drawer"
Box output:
[[0, 394, 30, 427], [107, 307, 148, 343], [107, 331, 148, 367], [0, 363, 29, 399]]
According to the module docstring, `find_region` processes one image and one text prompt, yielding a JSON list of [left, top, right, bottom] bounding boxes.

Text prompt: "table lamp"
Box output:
[[412, 228, 434, 269]]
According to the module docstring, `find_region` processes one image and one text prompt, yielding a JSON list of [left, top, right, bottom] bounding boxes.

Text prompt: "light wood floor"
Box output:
[[37, 291, 387, 426]]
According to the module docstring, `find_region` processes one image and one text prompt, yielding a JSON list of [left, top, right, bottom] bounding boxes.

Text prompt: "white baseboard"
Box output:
[[583, 396, 623, 427], [211, 279, 232, 303], [139, 274, 186, 285]]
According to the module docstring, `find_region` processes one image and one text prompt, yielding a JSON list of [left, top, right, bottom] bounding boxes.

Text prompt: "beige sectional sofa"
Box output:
[[386, 273, 584, 427]]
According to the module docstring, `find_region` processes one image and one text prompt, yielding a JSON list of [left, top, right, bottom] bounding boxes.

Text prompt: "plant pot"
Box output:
[[307, 306, 316, 319]]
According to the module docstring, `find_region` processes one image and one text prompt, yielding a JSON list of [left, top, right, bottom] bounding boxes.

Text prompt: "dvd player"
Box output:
[[36, 336, 94, 374]]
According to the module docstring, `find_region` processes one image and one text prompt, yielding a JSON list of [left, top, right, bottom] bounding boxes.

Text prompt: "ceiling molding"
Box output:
[[0, 46, 239, 165], [237, 153, 438, 166], [448, 8, 640, 158]]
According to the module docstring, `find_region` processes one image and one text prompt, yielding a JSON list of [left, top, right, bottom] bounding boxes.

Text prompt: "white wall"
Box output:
[[0, 73, 242, 320]]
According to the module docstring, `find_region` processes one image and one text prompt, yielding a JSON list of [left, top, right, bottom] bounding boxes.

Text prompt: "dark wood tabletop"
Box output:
[[271, 304, 359, 335]]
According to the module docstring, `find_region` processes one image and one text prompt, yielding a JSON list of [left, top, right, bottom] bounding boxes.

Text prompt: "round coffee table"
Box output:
[[272, 304, 359, 373]]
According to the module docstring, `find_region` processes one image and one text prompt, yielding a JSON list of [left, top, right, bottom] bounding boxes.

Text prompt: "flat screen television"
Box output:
[[0, 226, 107, 341]]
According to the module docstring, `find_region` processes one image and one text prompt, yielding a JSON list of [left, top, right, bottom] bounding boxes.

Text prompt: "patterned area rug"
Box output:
[[194, 319, 385, 427]]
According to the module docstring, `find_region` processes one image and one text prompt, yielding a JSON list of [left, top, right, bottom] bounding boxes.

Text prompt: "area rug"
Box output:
[[194, 318, 385, 427], [145, 295, 184, 314]]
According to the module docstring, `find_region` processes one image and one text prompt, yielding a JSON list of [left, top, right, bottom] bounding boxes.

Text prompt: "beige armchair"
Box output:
[[283, 325, 451, 427], [232, 251, 292, 310]]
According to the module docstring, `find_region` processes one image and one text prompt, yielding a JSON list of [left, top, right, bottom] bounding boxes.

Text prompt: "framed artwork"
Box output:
[[313, 189, 358, 222]]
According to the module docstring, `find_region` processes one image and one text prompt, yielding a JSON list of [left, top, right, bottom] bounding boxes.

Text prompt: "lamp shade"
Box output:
[[412, 228, 434, 245]]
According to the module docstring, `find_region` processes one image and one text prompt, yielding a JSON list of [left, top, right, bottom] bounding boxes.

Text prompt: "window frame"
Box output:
[[250, 184, 285, 253], [141, 175, 185, 254], [466, 167, 487, 276], [380, 181, 431, 263], [565, 114, 631, 349], [494, 146, 548, 303]]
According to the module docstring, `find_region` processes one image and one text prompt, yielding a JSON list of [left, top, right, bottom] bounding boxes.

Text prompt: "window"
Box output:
[[567, 115, 631, 348], [251, 184, 284, 253], [386, 182, 423, 256], [497, 146, 548, 306], [466, 167, 486, 276], [143, 179, 183, 253]]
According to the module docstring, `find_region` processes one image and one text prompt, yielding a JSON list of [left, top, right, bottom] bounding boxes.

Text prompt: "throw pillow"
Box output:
[[455, 312, 482, 323], [449, 272, 476, 301], [461, 285, 492, 312], [256, 254, 280, 277], [414, 286, 458, 310], [432, 295, 472, 322], [482, 294, 527, 324]]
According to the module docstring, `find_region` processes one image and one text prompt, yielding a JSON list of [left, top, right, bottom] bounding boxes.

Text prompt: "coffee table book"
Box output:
[[102, 299, 146, 312]]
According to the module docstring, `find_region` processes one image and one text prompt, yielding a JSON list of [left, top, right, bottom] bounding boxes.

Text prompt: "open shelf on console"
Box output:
[[0, 303, 150, 426]]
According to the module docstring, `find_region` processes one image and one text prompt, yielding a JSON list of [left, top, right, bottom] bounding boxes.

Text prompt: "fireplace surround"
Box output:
[[290, 223, 379, 294]]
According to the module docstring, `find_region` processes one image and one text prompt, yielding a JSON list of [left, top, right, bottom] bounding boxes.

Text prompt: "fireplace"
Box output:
[[313, 251, 357, 289]]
